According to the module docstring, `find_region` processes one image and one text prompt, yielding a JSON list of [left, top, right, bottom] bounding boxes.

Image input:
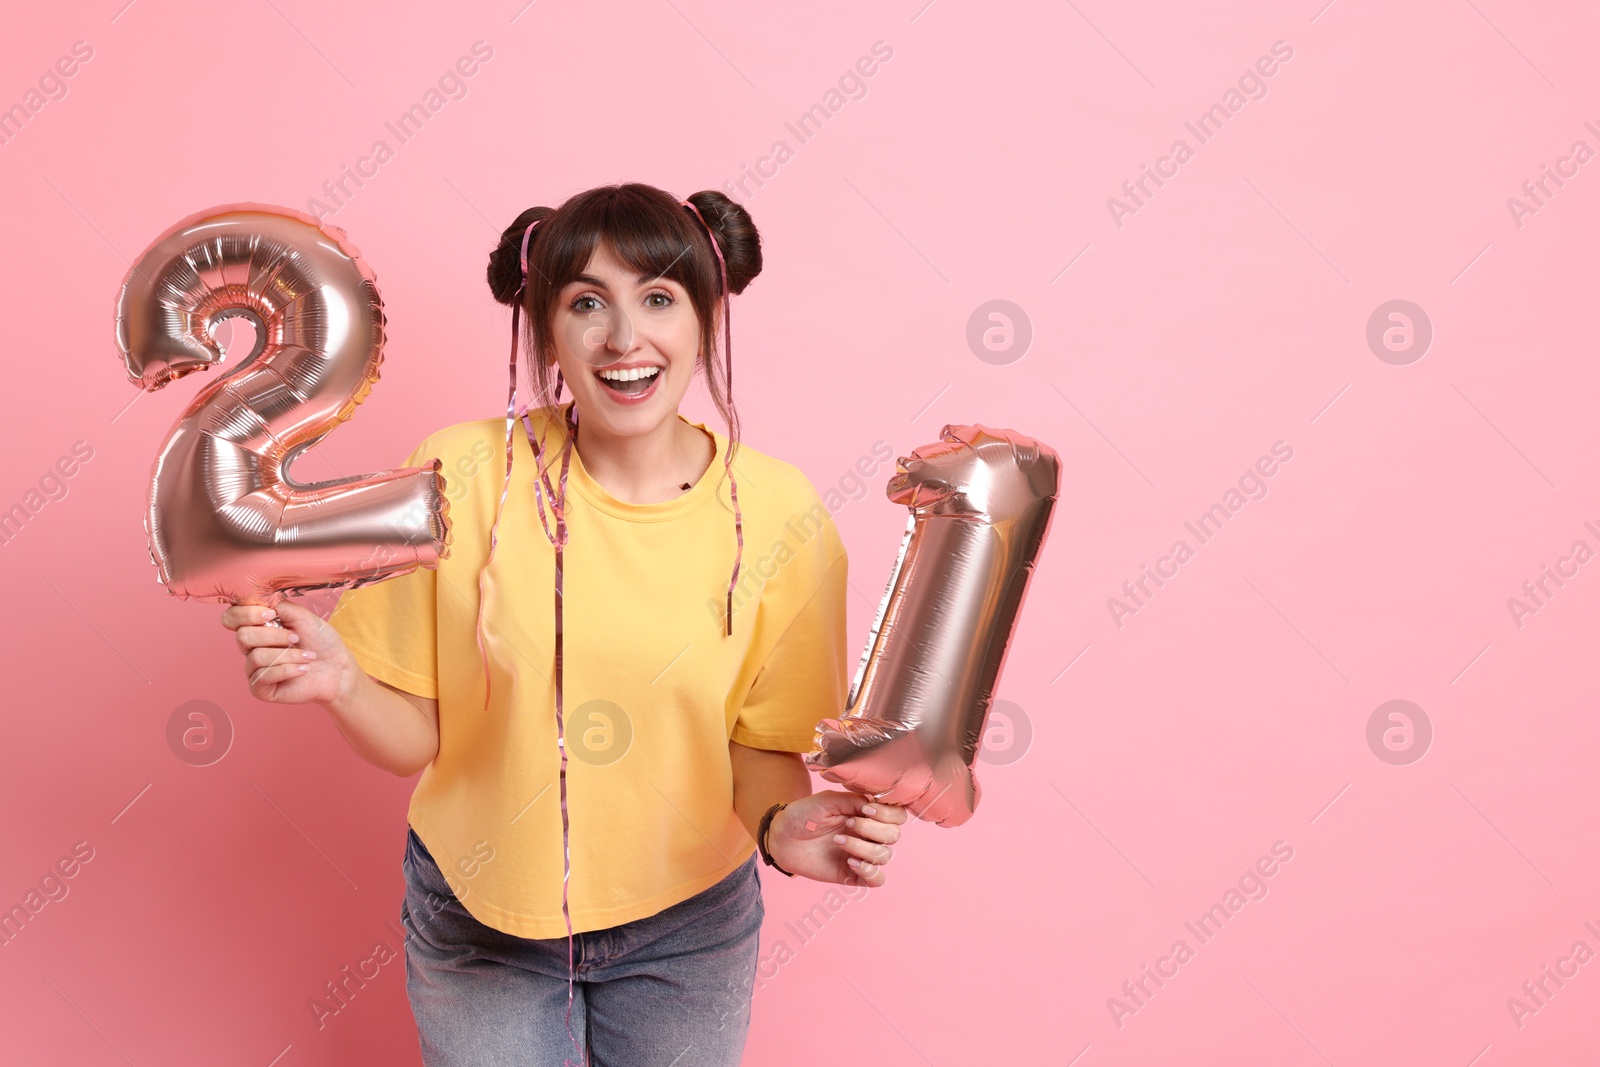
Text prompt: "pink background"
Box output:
[[3, 0, 1598, 1063]]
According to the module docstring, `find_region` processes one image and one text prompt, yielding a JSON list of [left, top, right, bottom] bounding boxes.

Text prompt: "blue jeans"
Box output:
[[400, 826, 765, 1066]]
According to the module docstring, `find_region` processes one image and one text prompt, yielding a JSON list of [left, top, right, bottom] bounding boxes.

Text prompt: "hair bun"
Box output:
[[486, 206, 555, 306], [685, 191, 762, 296]]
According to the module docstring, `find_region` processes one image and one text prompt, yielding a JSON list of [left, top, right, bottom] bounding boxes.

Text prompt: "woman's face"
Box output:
[[549, 240, 708, 435]]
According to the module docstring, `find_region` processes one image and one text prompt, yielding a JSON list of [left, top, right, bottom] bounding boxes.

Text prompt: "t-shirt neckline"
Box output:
[[529, 401, 726, 523]]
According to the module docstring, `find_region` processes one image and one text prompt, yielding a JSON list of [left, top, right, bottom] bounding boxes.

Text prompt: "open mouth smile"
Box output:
[[595, 364, 663, 403]]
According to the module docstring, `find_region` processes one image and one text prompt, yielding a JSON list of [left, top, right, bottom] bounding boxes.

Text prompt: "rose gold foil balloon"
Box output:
[[805, 423, 1060, 826], [114, 204, 451, 611]]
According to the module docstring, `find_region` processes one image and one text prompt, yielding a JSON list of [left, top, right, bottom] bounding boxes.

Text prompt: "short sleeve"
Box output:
[[731, 552, 849, 752], [324, 436, 441, 700]]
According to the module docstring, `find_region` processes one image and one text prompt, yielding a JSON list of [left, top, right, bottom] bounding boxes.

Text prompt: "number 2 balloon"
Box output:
[[805, 423, 1060, 826], [114, 204, 451, 610]]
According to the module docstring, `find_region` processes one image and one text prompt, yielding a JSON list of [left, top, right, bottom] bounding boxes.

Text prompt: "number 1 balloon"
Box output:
[[805, 423, 1060, 827], [114, 204, 451, 611]]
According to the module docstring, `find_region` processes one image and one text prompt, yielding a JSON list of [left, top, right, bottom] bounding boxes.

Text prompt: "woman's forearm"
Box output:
[[729, 740, 814, 842], [319, 664, 439, 777]]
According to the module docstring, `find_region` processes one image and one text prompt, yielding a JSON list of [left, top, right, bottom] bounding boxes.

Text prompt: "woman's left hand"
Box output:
[[766, 790, 908, 888]]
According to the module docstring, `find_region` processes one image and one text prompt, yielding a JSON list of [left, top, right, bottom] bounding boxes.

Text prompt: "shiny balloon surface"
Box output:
[[806, 423, 1060, 826], [115, 204, 450, 608]]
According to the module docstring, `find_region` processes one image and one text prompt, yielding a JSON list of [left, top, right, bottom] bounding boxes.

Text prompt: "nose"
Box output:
[[576, 304, 637, 366]]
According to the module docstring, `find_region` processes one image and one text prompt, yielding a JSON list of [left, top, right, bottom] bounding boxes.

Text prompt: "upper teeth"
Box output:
[[599, 366, 661, 381]]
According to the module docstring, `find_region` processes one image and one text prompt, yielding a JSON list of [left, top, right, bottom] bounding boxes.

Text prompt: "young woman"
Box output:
[[220, 183, 907, 1066]]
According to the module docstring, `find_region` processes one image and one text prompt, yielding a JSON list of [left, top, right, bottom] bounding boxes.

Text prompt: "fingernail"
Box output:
[[847, 857, 862, 868], [833, 834, 847, 845], [862, 804, 877, 815], [845, 818, 856, 828]]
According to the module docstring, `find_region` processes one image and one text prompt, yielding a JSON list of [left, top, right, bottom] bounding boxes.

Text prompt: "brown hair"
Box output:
[[486, 183, 762, 470]]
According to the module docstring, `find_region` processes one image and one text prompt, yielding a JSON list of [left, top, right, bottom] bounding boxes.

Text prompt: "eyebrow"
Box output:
[[569, 271, 674, 291]]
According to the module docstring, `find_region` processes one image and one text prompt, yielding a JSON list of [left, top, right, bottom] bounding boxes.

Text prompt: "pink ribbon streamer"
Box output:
[[682, 199, 744, 637]]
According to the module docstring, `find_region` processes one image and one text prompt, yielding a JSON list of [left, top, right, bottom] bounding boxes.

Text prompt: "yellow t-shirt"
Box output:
[[327, 402, 848, 939]]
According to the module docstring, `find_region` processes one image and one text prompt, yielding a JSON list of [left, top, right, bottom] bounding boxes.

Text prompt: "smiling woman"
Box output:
[[275, 182, 910, 1067]]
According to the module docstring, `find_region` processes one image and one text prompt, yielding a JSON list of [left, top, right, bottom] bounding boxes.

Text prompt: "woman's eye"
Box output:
[[646, 292, 673, 308], [571, 295, 600, 312]]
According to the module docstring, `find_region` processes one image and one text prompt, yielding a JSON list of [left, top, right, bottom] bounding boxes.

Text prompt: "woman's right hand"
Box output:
[[221, 600, 353, 707]]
